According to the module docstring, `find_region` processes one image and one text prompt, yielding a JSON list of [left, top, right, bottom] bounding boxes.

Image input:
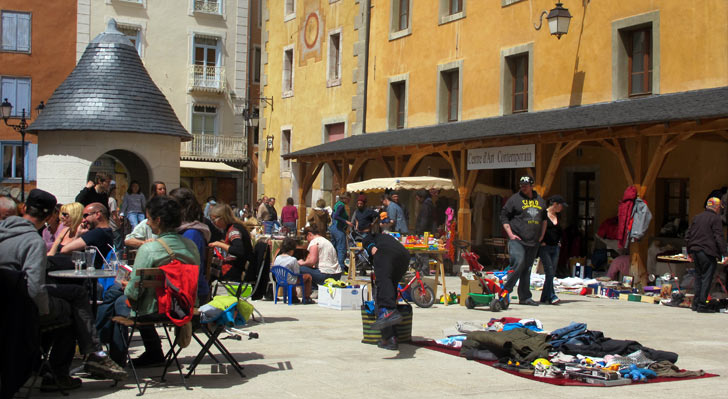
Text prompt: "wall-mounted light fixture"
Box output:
[[534, 2, 572, 39], [241, 96, 274, 128], [265, 134, 274, 151]]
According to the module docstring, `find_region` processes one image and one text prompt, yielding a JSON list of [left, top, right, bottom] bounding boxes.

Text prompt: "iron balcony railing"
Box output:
[[188, 65, 226, 92], [194, 0, 222, 14], [180, 133, 246, 162]]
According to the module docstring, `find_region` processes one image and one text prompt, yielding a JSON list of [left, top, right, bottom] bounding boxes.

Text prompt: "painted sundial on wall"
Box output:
[[304, 12, 319, 49]]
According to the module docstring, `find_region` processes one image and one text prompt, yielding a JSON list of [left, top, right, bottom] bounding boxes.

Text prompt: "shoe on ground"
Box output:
[[518, 298, 539, 306], [310, 290, 318, 299], [130, 351, 166, 368], [85, 353, 127, 380], [551, 297, 561, 305], [371, 308, 403, 330], [40, 375, 82, 392], [696, 306, 717, 313], [377, 336, 398, 351]]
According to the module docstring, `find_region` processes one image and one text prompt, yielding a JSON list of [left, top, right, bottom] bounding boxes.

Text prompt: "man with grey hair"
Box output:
[[0, 196, 17, 220]]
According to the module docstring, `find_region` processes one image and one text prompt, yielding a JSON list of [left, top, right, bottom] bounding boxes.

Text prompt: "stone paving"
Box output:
[[60, 276, 727, 399]]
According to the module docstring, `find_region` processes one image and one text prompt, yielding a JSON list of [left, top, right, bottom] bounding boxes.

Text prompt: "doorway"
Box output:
[[571, 171, 596, 257]]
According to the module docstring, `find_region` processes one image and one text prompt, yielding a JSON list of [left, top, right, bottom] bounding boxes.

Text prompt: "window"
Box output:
[[391, 81, 406, 129], [1, 142, 24, 180], [253, 46, 261, 83], [1, 77, 31, 117], [439, 0, 465, 24], [191, 105, 217, 134], [193, 0, 222, 14], [282, 46, 294, 96], [611, 12, 659, 100], [657, 178, 689, 235], [192, 35, 223, 90], [194, 36, 219, 67], [327, 31, 341, 86], [117, 24, 142, 56], [444, 70, 459, 121], [284, 0, 295, 21], [508, 54, 528, 113], [1, 11, 30, 53], [281, 129, 291, 175], [628, 28, 652, 96], [449, 0, 462, 14], [389, 0, 411, 40]]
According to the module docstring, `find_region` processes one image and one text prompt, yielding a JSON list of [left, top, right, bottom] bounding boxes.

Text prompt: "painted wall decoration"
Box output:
[[299, 0, 325, 66]]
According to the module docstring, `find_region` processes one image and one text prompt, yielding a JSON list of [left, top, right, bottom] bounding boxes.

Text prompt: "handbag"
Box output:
[[360, 302, 412, 344]]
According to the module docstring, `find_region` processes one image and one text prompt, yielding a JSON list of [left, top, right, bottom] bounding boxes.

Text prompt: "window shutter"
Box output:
[[1, 79, 17, 111], [26, 143, 37, 182], [2, 13, 17, 51], [16, 79, 31, 116], [16, 13, 30, 52]]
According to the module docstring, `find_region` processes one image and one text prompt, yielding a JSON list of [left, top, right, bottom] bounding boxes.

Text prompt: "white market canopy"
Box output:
[[346, 176, 455, 193]]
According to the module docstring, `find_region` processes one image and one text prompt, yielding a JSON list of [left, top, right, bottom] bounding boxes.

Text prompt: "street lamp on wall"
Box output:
[[265, 134, 274, 151], [534, 2, 572, 39], [1, 98, 45, 202]]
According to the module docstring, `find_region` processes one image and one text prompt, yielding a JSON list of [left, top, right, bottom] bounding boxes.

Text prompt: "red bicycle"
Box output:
[[362, 251, 435, 308]]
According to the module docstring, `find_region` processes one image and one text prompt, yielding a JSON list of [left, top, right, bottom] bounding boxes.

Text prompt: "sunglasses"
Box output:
[[82, 210, 100, 218], [61, 212, 69, 217]]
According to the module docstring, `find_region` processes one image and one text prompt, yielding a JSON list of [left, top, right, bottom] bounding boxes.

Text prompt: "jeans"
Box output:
[[299, 266, 341, 286], [538, 245, 560, 303], [690, 250, 717, 310], [328, 225, 348, 272], [282, 221, 297, 233], [127, 212, 144, 230], [503, 240, 539, 301], [38, 296, 75, 376], [45, 284, 101, 355]]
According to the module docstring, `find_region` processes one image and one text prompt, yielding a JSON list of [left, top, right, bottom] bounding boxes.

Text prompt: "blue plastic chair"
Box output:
[[270, 266, 305, 305]]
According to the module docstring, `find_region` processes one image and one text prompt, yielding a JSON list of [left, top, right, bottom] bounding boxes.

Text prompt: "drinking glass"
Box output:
[[85, 248, 97, 271], [72, 251, 85, 274]]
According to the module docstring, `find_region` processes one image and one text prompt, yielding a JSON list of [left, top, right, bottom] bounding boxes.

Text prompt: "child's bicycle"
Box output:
[[457, 241, 511, 311], [356, 246, 436, 308]]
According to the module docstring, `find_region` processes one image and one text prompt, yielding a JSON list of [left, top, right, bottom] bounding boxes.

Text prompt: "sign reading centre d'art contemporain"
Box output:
[[467, 144, 535, 170]]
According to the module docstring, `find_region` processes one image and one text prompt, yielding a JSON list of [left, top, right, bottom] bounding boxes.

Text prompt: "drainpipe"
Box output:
[[361, 0, 371, 133]]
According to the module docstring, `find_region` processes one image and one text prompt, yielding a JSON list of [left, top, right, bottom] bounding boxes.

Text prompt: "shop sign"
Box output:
[[467, 144, 535, 170]]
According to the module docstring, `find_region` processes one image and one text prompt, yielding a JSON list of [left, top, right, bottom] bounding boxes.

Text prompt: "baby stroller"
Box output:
[[461, 250, 511, 311]]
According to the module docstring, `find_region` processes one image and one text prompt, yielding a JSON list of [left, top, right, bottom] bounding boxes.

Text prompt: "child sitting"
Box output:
[[273, 237, 313, 303]]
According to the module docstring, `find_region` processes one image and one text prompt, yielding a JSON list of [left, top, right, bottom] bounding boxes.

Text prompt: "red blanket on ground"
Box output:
[[412, 340, 717, 387]]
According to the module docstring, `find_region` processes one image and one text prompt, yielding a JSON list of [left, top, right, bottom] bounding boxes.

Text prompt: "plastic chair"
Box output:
[[270, 266, 304, 305]]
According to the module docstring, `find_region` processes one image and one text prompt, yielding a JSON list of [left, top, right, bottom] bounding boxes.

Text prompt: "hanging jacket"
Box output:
[[629, 198, 653, 241], [617, 186, 637, 248]]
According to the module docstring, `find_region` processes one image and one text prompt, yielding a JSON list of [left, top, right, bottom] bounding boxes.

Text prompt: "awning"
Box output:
[[346, 177, 455, 193], [180, 161, 243, 173]]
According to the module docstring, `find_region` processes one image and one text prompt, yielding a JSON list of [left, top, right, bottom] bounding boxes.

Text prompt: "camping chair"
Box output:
[[270, 266, 305, 305], [111, 268, 191, 396]]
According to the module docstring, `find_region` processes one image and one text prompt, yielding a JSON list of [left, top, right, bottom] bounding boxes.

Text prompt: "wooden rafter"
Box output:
[[376, 156, 393, 177], [540, 140, 582, 196], [438, 151, 459, 187], [598, 138, 634, 186], [402, 152, 428, 176], [345, 158, 368, 185]]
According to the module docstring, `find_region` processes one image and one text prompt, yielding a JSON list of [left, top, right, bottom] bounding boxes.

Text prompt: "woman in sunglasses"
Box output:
[[48, 202, 84, 255]]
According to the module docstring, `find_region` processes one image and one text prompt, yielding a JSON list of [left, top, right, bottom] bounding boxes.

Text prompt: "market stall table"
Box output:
[[656, 254, 728, 294], [48, 268, 117, 314]]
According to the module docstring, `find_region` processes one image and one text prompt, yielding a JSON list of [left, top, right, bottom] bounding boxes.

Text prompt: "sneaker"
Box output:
[[40, 375, 82, 392], [696, 306, 717, 313], [377, 336, 398, 351], [371, 308, 403, 330], [85, 353, 128, 380], [551, 296, 561, 305], [130, 351, 166, 368], [518, 298, 539, 306]]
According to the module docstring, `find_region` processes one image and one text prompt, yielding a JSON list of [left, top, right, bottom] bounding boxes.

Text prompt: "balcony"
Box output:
[[188, 65, 226, 93], [180, 134, 246, 162], [194, 0, 222, 15]]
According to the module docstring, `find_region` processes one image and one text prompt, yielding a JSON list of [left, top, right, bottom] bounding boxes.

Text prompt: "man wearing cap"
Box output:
[[686, 197, 727, 313], [0, 189, 125, 392], [499, 176, 547, 306], [352, 194, 379, 234], [75, 172, 111, 208]]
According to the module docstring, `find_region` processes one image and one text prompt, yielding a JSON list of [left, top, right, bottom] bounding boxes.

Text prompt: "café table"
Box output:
[[48, 269, 117, 314]]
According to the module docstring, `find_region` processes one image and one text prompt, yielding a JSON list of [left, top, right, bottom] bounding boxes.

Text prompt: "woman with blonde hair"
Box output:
[[208, 203, 253, 281], [49, 202, 84, 255]]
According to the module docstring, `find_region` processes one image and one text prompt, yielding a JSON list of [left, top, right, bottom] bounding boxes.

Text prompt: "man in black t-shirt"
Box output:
[[75, 172, 111, 209], [61, 202, 113, 268]]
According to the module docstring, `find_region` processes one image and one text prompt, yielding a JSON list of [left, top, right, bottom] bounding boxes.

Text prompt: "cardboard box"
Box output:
[[641, 295, 659, 304], [459, 276, 483, 306], [317, 285, 367, 310]]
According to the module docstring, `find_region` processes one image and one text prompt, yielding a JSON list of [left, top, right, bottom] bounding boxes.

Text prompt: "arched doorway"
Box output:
[[87, 150, 151, 198]]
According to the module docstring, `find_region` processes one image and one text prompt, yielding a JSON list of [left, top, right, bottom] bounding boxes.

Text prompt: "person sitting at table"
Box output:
[[274, 237, 313, 303], [298, 225, 342, 285], [60, 202, 113, 269], [208, 203, 254, 282], [105, 195, 201, 367], [48, 202, 83, 256], [124, 217, 157, 248], [0, 189, 126, 392], [170, 187, 211, 303]]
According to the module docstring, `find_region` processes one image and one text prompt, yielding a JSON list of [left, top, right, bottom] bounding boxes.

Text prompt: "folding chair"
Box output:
[[111, 268, 191, 396], [270, 266, 305, 305]]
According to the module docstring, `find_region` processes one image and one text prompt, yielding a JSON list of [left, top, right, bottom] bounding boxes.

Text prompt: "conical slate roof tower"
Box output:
[[29, 19, 190, 140]]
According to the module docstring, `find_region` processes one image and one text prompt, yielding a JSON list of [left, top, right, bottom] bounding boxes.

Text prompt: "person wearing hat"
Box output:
[[539, 195, 568, 305], [499, 176, 547, 306], [352, 194, 378, 235], [0, 189, 126, 392], [686, 197, 727, 313]]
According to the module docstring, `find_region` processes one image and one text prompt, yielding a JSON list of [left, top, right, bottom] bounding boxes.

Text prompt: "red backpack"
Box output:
[[156, 240, 199, 327]]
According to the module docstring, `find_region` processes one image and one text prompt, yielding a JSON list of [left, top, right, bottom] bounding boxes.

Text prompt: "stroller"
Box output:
[[461, 250, 511, 311]]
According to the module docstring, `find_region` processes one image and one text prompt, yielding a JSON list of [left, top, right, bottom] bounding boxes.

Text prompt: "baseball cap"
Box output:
[[519, 176, 534, 185], [548, 195, 569, 207], [26, 189, 57, 214], [706, 197, 721, 208]]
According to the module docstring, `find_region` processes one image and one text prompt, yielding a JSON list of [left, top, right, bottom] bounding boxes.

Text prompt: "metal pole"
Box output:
[[20, 109, 26, 202]]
